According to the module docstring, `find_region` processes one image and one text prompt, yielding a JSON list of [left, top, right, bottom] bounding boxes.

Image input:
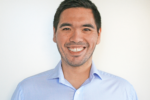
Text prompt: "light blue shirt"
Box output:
[[11, 61, 138, 100]]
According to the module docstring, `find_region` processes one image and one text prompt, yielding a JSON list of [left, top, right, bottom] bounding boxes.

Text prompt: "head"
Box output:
[[53, 0, 101, 33], [53, 0, 101, 67]]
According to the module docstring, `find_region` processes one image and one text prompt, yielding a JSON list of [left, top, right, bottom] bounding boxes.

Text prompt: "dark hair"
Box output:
[[53, 0, 101, 32]]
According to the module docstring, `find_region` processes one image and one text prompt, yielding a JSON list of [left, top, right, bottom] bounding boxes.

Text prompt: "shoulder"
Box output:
[[97, 70, 138, 100], [98, 70, 134, 88], [19, 69, 55, 86], [11, 69, 55, 100]]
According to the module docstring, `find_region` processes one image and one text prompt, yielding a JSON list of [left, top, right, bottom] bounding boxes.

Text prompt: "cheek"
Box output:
[[87, 35, 98, 45], [56, 34, 68, 47], [57, 31, 71, 41]]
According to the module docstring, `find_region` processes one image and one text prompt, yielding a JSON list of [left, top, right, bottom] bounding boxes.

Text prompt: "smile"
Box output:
[[68, 47, 85, 52]]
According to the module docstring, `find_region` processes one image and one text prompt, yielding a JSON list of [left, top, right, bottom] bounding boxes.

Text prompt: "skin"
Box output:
[[53, 7, 101, 89]]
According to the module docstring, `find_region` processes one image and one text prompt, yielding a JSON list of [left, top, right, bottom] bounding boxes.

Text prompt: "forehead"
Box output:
[[58, 7, 96, 27]]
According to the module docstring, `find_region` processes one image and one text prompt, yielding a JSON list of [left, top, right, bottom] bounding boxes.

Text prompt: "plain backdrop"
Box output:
[[0, 0, 150, 100]]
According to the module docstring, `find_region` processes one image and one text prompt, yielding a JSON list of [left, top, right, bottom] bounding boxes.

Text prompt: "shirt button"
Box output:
[[76, 91, 80, 94]]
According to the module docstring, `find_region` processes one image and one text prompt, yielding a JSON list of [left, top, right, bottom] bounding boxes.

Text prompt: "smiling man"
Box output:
[[53, 7, 101, 89], [11, 0, 138, 100]]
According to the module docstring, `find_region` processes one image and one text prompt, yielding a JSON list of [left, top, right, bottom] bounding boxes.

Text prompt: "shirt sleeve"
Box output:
[[129, 85, 138, 100], [11, 83, 24, 100]]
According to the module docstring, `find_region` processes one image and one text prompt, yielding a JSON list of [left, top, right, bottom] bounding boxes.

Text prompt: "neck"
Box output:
[[61, 58, 92, 89]]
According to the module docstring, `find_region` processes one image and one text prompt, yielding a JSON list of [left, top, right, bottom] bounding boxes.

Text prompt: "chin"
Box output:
[[66, 58, 87, 67]]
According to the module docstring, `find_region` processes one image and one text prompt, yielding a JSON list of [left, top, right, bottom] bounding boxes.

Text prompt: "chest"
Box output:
[[23, 82, 128, 100]]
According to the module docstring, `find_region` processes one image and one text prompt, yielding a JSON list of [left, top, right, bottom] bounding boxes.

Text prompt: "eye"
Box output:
[[83, 28, 91, 31], [62, 28, 71, 31]]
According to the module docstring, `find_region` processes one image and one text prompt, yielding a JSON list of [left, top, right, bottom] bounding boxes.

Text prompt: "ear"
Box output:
[[53, 27, 57, 43], [96, 28, 101, 44]]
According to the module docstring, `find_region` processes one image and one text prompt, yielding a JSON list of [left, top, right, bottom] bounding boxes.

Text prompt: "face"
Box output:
[[53, 7, 101, 67]]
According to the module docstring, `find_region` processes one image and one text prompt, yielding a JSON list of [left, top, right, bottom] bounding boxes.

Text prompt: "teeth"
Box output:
[[68, 48, 84, 52]]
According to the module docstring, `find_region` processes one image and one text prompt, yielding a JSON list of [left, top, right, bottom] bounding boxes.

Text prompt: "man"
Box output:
[[11, 0, 138, 100]]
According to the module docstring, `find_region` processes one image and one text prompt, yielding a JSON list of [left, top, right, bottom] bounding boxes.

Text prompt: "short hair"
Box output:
[[53, 0, 101, 32]]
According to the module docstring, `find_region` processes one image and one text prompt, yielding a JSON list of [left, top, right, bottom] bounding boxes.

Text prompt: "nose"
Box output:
[[69, 29, 83, 43]]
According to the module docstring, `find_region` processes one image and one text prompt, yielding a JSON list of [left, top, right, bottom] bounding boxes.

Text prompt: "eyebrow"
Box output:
[[82, 24, 95, 29], [59, 23, 72, 28]]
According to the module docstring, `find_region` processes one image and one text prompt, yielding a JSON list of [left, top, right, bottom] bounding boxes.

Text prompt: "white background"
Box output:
[[0, 0, 150, 100]]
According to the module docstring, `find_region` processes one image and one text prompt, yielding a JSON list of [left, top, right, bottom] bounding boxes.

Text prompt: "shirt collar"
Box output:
[[48, 60, 102, 80], [48, 60, 64, 80], [89, 61, 102, 80]]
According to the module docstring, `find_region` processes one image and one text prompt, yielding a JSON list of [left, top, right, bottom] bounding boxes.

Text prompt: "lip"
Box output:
[[66, 45, 86, 48], [67, 46, 86, 56]]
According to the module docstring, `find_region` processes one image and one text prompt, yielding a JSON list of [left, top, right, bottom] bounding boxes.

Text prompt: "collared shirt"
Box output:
[[11, 61, 138, 100]]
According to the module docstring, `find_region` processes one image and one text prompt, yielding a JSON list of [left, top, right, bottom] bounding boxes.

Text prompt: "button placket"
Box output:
[[73, 86, 84, 100]]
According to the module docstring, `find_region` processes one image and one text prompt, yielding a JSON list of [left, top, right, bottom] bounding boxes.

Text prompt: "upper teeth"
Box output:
[[69, 48, 84, 52]]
